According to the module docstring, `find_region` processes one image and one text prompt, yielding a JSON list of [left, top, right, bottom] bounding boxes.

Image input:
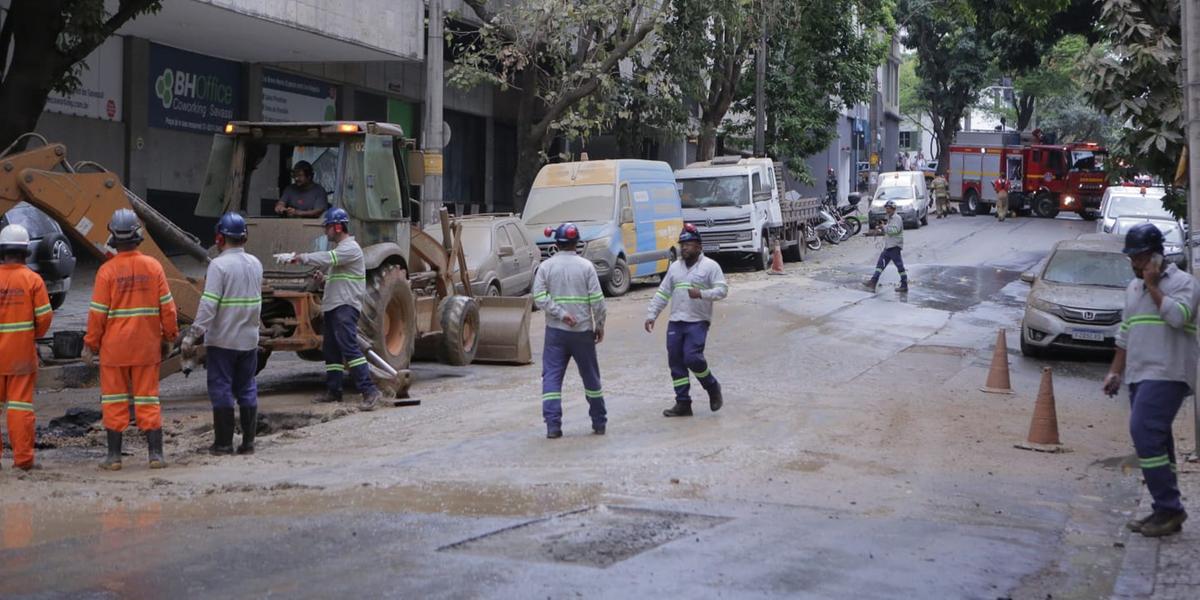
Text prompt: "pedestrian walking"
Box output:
[[86, 209, 178, 471], [931, 174, 950, 219], [182, 213, 263, 456], [290, 207, 383, 411], [645, 224, 728, 417], [1104, 223, 1200, 537], [864, 201, 908, 293], [0, 225, 53, 471], [531, 223, 607, 438], [993, 177, 1010, 221]]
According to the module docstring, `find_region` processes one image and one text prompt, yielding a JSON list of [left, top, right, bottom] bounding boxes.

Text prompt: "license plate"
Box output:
[[702, 244, 719, 254], [1068, 329, 1104, 342]]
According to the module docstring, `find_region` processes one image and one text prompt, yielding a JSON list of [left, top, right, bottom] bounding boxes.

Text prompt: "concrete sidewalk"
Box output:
[[1114, 458, 1200, 599]]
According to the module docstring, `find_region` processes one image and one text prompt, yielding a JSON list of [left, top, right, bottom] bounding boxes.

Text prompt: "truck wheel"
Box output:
[[1034, 193, 1059, 219], [1079, 211, 1099, 222], [783, 228, 804, 262], [438, 295, 480, 366], [753, 244, 770, 271], [360, 264, 416, 379], [603, 258, 631, 296], [961, 190, 979, 216]]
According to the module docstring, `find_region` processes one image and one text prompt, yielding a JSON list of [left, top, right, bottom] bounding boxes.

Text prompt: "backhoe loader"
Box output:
[[0, 122, 531, 397]]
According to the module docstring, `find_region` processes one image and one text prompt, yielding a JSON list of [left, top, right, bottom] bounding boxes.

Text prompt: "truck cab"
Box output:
[[1023, 143, 1107, 218], [675, 161, 774, 269]]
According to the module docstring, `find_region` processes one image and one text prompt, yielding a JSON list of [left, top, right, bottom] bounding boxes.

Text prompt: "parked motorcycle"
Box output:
[[816, 207, 845, 244], [803, 221, 822, 251], [822, 193, 861, 241]]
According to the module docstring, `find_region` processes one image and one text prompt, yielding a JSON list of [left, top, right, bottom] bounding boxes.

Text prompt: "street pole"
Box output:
[[422, 0, 445, 228], [1183, 0, 1200, 457], [753, 1, 767, 157]]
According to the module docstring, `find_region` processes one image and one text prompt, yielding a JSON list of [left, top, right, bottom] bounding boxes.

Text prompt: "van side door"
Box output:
[[618, 183, 638, 267]]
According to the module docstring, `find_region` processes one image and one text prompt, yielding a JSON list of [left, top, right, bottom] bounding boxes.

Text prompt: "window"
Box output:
[[619, 184, 633, 223], [495, 225, 512, 249], [504, 224, 527, 248], [899, 131, 912, 150]]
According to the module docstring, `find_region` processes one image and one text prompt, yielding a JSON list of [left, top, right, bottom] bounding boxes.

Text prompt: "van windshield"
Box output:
[[678, 176, 750, 208], [523, 185, 615, 225]]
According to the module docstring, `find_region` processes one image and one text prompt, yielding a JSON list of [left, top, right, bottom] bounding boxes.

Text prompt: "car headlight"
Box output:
[[736, 230, 754, 242], [1028, 297, 1060, 315], [582, 239, 607, 258]]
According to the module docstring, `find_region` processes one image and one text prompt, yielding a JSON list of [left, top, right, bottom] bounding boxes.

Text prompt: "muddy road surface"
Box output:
[[0, 214, 1154, 599]]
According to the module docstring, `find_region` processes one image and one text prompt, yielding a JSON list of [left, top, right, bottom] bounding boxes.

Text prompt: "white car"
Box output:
[[1097, 185, 1174, 233], [1020, 235, 1133, 357]]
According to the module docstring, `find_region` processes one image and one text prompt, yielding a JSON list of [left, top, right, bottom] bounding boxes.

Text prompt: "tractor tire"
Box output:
[[437, 295, 480, 366], [359, 264, 416, 387], [1034, 192, 1059, 219]]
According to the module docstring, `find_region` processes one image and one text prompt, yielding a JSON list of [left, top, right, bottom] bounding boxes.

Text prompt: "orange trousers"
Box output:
[[100, 365, 161, 432], [1, 373, 36, 468]]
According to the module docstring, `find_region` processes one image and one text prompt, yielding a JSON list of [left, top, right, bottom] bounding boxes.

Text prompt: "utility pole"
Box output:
[[422, 0, 445, 228], [753, 1, 767, 157], [1182, 0, 1200, 457]]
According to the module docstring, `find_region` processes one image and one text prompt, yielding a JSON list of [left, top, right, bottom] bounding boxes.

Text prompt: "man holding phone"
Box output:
[[1105, 223, 1200, 537]]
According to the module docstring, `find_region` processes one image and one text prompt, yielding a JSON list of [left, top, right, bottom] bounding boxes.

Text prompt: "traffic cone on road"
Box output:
[[980, 329, 1013, 394], [768, 241, 785, 276], [1016, 367, 1065, 452]]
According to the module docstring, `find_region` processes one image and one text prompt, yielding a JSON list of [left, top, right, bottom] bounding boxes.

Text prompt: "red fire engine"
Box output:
[[947, 130, 1108, 219]]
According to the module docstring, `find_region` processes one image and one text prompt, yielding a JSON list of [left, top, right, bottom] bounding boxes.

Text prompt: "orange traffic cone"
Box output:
[[1016, 367, 1066, 452], [768, 241, 785, 276], [980, 329, 1013, 394]]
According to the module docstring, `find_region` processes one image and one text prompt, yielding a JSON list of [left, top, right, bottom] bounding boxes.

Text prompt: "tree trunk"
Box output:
[[0, 1, 68, 152], [933, 120, 957, 177], [1014, 93, 1036, 131]]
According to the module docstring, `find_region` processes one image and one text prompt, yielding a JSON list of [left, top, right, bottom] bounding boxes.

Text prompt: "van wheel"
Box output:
[[603, 258, 631, 296]]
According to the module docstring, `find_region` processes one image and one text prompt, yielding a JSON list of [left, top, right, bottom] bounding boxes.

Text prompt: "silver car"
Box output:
[[437, 215, 540, 296], [1020, 235, 1133, 357]]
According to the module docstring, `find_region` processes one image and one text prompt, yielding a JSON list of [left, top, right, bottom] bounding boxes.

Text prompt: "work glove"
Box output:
[[81, 346, 97, 368]]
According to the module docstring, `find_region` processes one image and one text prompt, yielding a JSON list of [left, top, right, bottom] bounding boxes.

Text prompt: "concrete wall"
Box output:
[[204, 0, 424, 60], [34, 113, 127, 179]]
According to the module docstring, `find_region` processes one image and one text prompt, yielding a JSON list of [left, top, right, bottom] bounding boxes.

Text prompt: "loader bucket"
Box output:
[[473, 296, 533, 365]]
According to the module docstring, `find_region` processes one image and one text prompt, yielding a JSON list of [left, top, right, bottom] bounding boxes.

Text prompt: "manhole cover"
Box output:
[[440, 504, 730, 568]]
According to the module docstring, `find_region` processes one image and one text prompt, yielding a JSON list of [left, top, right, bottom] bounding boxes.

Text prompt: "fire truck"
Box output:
[[947, 131, 1108, 220]]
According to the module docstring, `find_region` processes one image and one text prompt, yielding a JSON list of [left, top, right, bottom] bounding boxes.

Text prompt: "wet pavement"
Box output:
[[0, 213, 1156, 598]]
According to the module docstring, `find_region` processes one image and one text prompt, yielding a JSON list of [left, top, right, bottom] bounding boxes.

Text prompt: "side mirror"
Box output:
[[498, 245, 515, 257], [1019, 271, 1035, 284], [620, 207, 634, 224]]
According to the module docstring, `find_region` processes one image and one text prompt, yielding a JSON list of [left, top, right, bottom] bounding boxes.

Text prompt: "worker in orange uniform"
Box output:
[[0, 225, 53, 471], [84, 209, 178, 471]]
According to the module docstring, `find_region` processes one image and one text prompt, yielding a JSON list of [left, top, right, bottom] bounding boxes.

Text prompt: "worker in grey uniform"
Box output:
[[865, 200, 908, 293], [290, 207, 383, 411], [1104, 223, 1200, 537], [532, 222, 607, 438], [645, 223, 729, 417], [182, 212, 264, 456]]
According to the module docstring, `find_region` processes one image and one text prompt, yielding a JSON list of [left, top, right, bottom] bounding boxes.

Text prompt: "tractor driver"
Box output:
[[274, 160, 329, 218]]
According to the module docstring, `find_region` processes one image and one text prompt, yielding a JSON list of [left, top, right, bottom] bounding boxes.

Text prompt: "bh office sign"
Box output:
[[147, 43, 243, 133]]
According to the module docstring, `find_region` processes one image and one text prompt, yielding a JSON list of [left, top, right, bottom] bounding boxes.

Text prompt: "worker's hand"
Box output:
[[561, 313, 578, 327], [81, 346, 97, 367], [312, 270, 325, 284], [285, 207, 297, 217], [1103, 372, 1123, 397], [289, 255, 304, 265], [180, 334, 198, 359], [594, 328, 604, 344], [1143, 264, 1161, 290], [687, 288, 702, 299], [274, 202, 287, 216], [644, 319, 655, 333]]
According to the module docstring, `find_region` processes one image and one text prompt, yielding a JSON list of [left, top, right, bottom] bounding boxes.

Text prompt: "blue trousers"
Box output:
[[323, 305, 377, 397], [871, 246, 907, 285], [1129, 380, 1189, 512], [541, 327, 605, 431], [206, 346, 258, 408], [668, 321, 718, 403]]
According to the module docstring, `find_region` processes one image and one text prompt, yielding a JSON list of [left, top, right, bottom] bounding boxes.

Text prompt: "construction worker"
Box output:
[[274, 161, 329, 218], [531, 223, 607, 438], [993, 177, 1010, 221], [85, 209, 178, 471], [931, 173, 950, 218], [645, 223, 728, 418], [182, 213, 263, 456], [290, 207, 383, 411], [1104, 223, 1200, 537], [0, 225, 52, 471], [865, 200, 908, 293]]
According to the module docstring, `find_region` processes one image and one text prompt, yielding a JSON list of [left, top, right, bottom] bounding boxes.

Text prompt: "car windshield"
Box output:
[[1071, 151, 1105, 172], [873, 186, 915, 203], [1042, 250, 1133, 288], [522, 185, 615, 225], [678, 176, 751, 208], [1108, 194, 1170, 219], [1115, 220, 1184, 245]]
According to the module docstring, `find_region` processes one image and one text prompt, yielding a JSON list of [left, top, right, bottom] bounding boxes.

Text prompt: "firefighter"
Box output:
[[993, 177, 1010, 221], [531, 223, 607, 438], [645, 223, 728, 417], [865, 201, 908, 293], [290, 207, 383, 411], [931, 173, 950, 218], [1104, 223, 1200, 537], [0, 225, 52, 471], [182, 213, 263, 456], [85, 209, 179, 471]]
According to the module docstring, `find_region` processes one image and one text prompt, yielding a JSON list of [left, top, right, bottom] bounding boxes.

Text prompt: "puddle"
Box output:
[[812, 265, 1026, 313]]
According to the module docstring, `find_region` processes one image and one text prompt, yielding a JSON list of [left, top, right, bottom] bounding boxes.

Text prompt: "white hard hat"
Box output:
[[0, 224, 31, 254]]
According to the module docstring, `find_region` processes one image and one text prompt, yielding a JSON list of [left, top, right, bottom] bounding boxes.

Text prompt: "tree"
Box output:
[[0, 0, 162, 151], [450, 0, 664, 208]]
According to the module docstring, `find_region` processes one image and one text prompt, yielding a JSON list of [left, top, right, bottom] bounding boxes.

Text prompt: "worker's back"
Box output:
[[86, 251, 178, 366]]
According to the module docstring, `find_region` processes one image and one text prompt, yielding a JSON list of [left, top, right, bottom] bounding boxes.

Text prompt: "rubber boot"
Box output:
[[897, 283, 909, 293], [359, 390, 382, 412], [146, 429, 167, 469], [1127, 512, 1156, 533], [546, 428, 563, 439], [663, 401, 693, 417], [99, 429, 123, 471], [708, 382, 723, 412], [209, 408, 235, 456], [1141, 509, 1187, 537], [863, 279, 878, 293], [237, 406, 257, 455]]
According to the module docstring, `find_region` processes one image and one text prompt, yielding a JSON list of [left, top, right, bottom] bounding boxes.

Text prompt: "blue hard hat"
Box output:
[[678, 222, 702, 244], [216, 212, 248, 238], [323, 207, 350, 227], [1123, 222, 1165, 256], [543, 222, 581, 244]]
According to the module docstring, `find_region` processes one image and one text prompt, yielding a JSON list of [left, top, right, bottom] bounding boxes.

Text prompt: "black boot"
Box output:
[[663, 401, 693, 417], [99, 429, 123, 471], [708, 382, 723, 412], [209, 408, 235, 455], [863, 279, 878, 292], [237, 406, 257, 455], [146, 429, 167, 469]]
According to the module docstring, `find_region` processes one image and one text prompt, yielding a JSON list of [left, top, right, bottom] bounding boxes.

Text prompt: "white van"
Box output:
[[868, 171, 930, 229]]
